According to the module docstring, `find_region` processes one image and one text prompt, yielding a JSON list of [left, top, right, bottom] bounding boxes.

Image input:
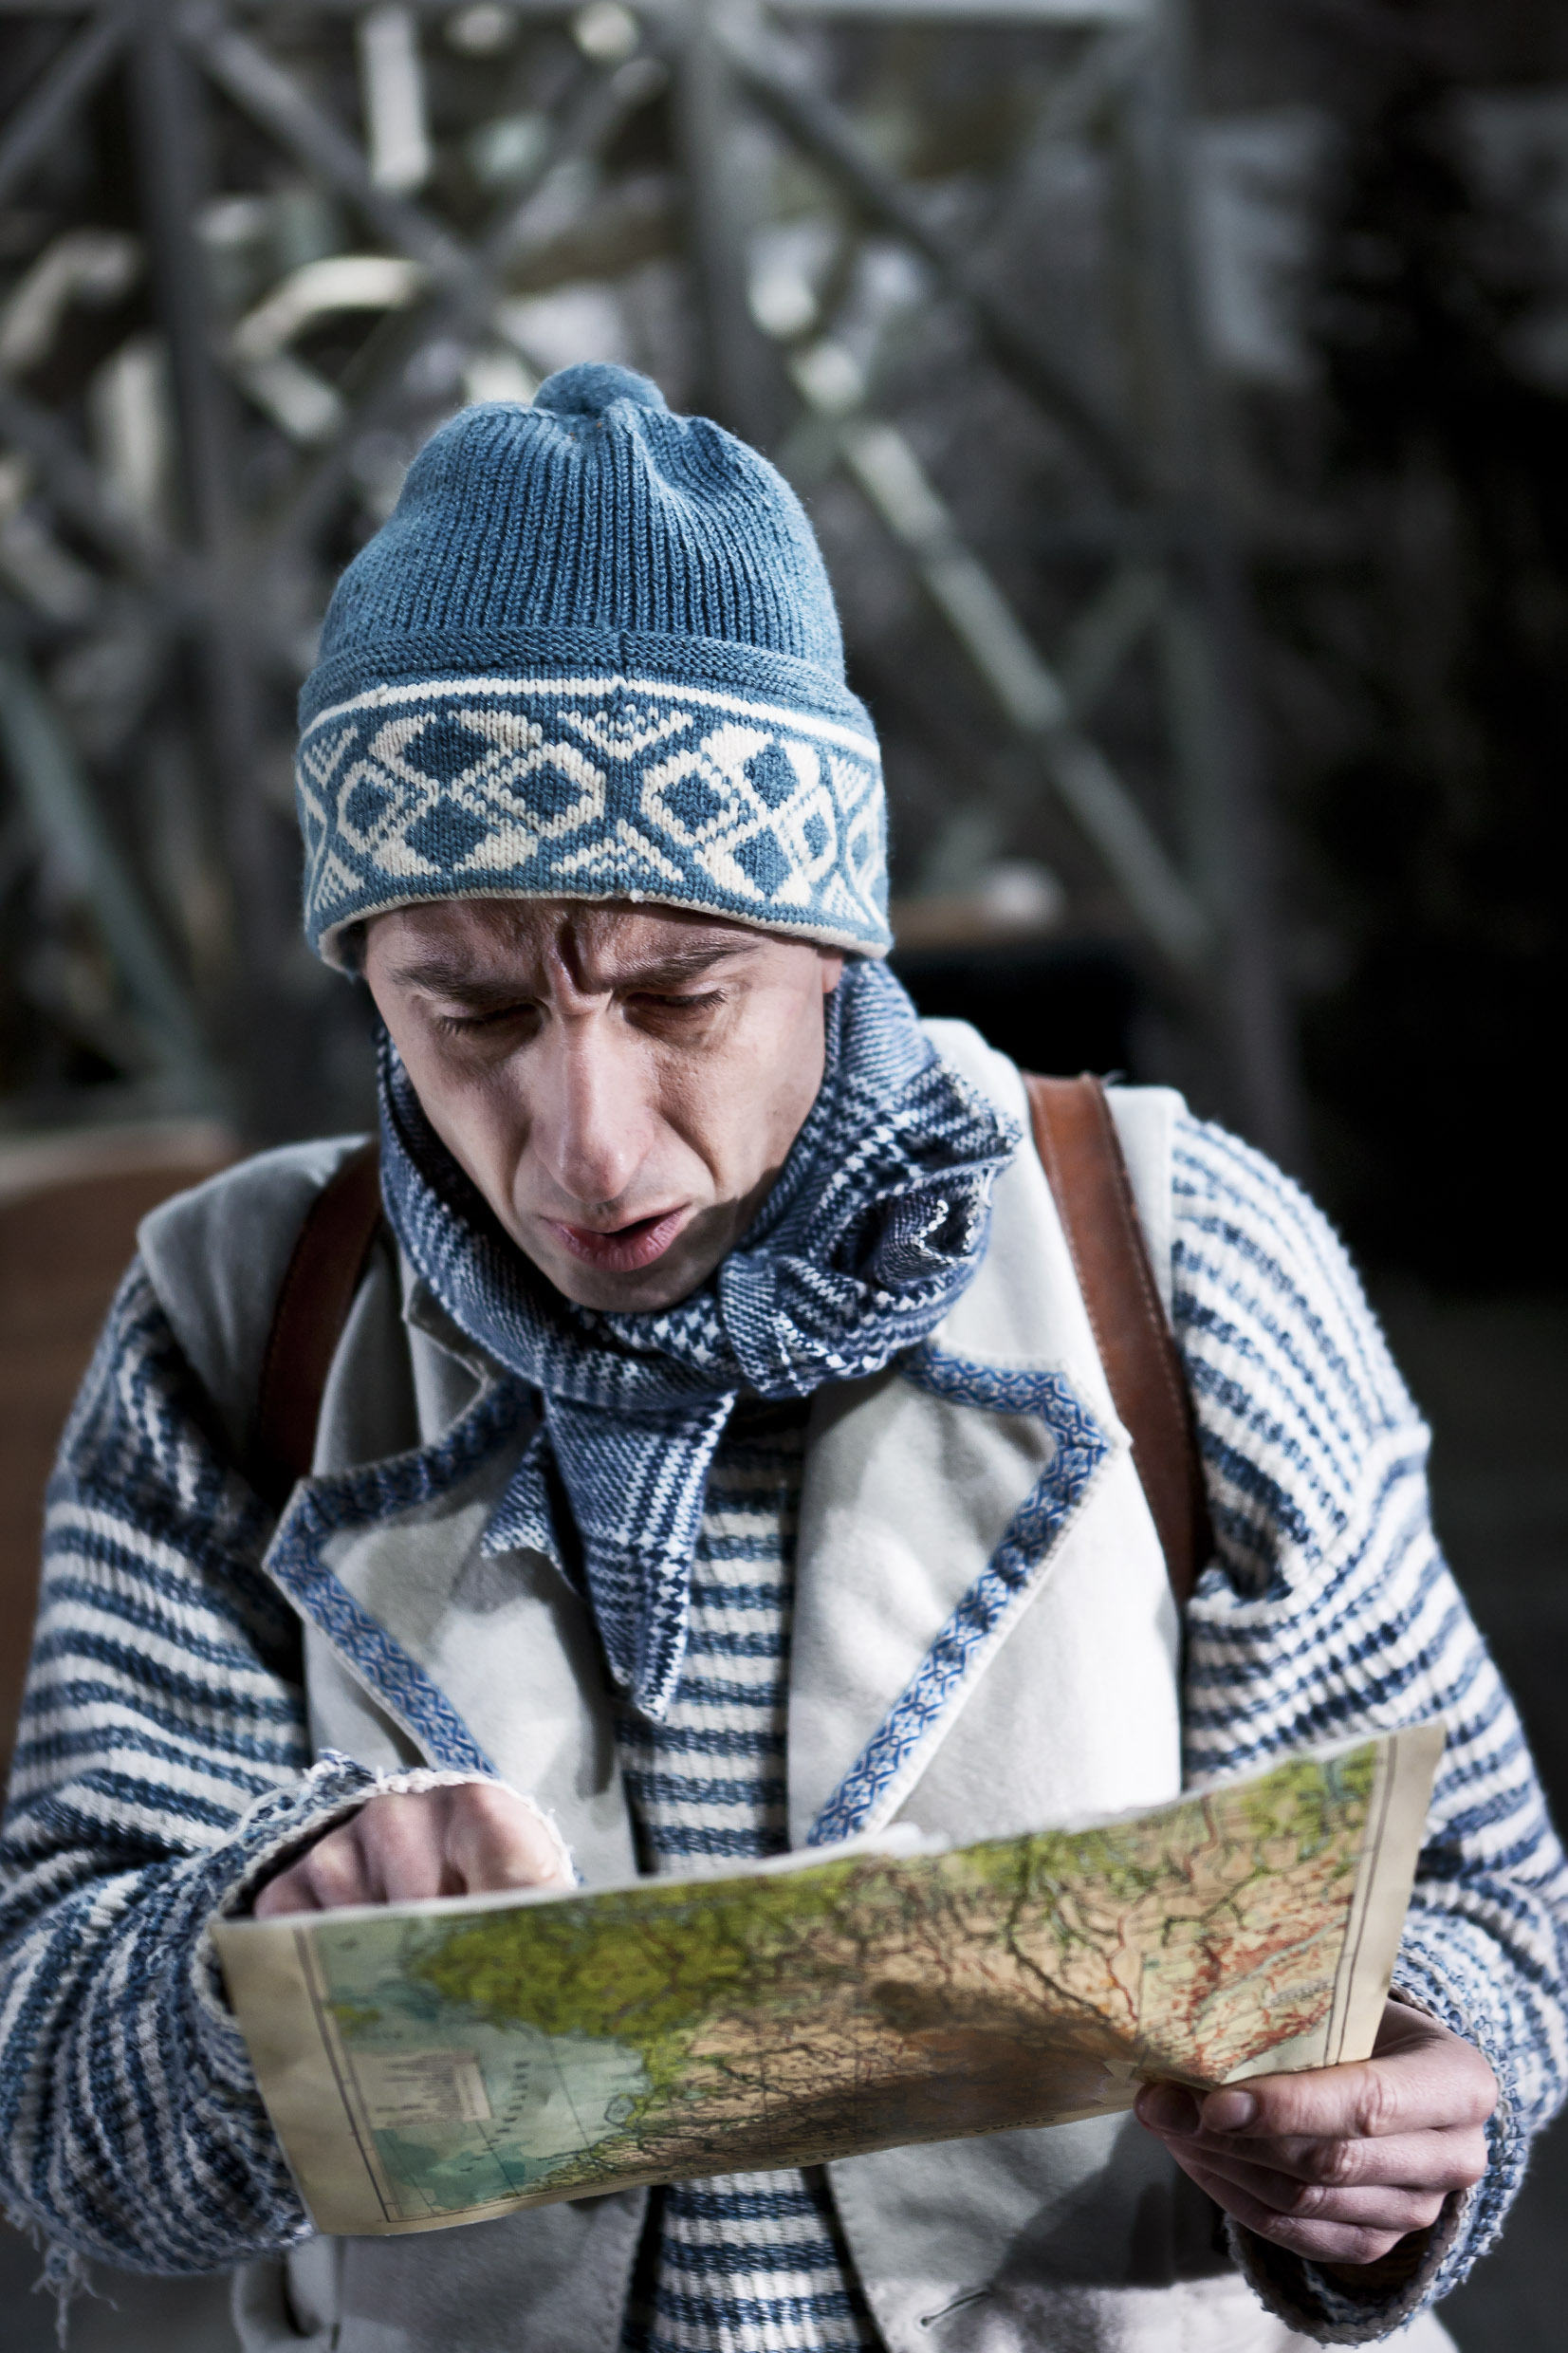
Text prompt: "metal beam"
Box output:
[[0, 640, 221, 1105], [0, 381, 168, 584], [980, 23, 1145, 245], [725, 19, 1144, 497], [0, 5, 127, 212], [1055, 559, 1167, 724], [671, 0, 784, 443], [839, 413, 1208, 973], [130, 17, 238, 580], [782, 326, 1208, 970], [256, 52, 664, 564], [1112, 0, 1305, 1158], [181, 7, 477, 285], [129, 1, 303, 1129], [773, 0, 1149, 15]]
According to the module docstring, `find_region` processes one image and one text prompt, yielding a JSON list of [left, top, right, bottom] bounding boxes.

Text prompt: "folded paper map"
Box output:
[[215, 1725, 1443, 2237]]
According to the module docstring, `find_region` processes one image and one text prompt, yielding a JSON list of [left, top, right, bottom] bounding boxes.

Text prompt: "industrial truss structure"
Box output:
[[0, 0, 1302, 1157]]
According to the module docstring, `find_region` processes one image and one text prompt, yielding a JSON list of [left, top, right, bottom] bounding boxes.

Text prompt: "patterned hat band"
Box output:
[[298, 663, 892, 966]]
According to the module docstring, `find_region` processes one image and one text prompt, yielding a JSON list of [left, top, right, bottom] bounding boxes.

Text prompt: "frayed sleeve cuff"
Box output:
[[189, 1751, 385, 2064], [1227, 2192, 1466, 2346]]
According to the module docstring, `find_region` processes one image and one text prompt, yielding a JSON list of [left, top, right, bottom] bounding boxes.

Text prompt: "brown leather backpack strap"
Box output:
[[1024, 1074, 1211, 1606], [252, 1139, 384, 1509]]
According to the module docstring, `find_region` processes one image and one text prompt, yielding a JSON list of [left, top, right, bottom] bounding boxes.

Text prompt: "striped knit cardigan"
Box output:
[[0, 1109, 1563, 2344]]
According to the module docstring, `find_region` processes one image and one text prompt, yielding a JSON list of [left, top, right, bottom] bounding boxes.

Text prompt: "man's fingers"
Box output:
[[253, 1860, 320, 1918], [1219, 2125, 1485, 2196], [254, 1826, 373, 1917], [443, 1785, 572, 1893], [362, 1793, 455, 1903], [1137, 2103, 1488, 2196], [252, 1784, 570, 1918], [1176, 2141, 1450, 2231], [1177, 2158, 1421, 2268]]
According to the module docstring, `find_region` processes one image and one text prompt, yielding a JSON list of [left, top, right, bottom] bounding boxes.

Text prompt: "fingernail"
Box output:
[[1136, 2084, 1200, 2137], [1202, 2088, 1258, 2133]]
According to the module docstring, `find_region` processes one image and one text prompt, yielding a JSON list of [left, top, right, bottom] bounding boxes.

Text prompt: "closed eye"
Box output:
[[622, 989, 730, 1033], [432, 1000, 538, 1035], [626, 990, 725, 1013], [428, 991, 724, 1035]]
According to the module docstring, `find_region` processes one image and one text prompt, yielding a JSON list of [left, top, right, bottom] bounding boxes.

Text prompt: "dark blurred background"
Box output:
[[1, 0, 1564, 2344]]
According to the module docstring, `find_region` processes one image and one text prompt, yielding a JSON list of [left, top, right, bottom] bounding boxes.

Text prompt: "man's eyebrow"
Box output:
[[612, 940, 757, 987], [382, 937, 757, 998], [382, 955, 523, 1000]]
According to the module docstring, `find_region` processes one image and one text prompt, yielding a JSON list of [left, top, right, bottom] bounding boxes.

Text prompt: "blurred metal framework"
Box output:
[[0, 0, 1303, 1158]]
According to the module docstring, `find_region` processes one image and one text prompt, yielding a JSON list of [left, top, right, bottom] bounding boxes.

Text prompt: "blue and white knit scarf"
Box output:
[[379, 959, 1018, 1717]]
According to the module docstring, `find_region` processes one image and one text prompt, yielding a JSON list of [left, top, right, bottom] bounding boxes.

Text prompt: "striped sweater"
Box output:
[[0, 1110, 1563, 2347], [616, 1399, 875, 2353]]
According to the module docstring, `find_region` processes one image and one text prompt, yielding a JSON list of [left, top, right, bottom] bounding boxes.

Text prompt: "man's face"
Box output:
[[363, 898, 843, 1311]]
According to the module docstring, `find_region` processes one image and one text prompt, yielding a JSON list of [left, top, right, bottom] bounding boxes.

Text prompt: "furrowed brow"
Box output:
[[383, 955, 529, 1002], [614, 942, 756, 989], [382, 938, 754, 1000]]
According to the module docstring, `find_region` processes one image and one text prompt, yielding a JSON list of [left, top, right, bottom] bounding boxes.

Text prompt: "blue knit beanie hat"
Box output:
[[296, 363, 890, 965]]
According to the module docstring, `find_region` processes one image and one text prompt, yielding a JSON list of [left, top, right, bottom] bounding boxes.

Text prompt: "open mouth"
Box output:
[[548, 1206, 692, 1275]]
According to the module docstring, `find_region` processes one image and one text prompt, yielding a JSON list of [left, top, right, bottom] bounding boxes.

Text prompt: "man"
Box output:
[[0, 362, 1560, 2353]]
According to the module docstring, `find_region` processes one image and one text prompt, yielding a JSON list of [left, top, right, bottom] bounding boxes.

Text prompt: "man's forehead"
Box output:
[[372, 898, 762, 985]]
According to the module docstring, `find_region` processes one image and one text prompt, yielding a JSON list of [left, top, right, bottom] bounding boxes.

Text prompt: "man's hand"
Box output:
[[253, 1784, 572, 1917], [1134, 1999, 1496, 2270]]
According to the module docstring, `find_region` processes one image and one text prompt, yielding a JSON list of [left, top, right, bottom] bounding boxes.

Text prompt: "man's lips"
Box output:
[[545, 1206, 693, 1274]]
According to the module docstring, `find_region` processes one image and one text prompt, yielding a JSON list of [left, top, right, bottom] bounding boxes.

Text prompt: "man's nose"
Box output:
[[527, 1016, 650, 1212]]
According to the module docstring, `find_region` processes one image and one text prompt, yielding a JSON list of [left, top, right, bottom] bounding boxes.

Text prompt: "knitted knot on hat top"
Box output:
[[296, 362, 891, 962]]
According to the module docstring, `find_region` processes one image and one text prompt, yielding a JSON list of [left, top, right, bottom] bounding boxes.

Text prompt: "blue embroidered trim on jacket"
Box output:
[[808, 1349, 1110, 1845], [265, 1380, 534, 1777]]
